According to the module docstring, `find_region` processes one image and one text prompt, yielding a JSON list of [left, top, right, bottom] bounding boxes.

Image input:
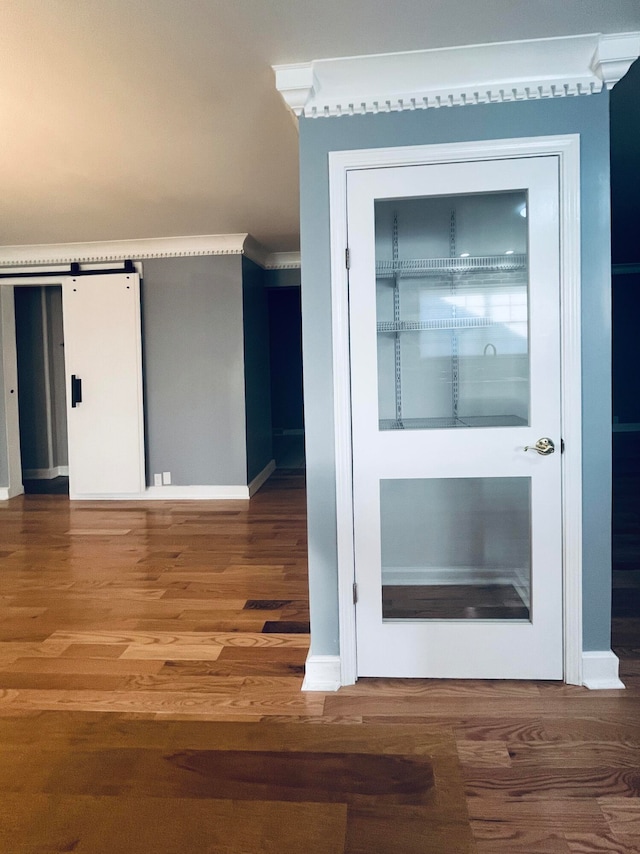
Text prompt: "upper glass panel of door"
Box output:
[[375, 191, 529, 430]]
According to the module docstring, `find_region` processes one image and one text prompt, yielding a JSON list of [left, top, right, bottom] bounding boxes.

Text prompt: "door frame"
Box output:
[[328, 134, 582, 686]]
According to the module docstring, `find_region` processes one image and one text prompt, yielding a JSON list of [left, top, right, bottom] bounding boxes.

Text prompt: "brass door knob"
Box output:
[[524, 437, 555, 455]]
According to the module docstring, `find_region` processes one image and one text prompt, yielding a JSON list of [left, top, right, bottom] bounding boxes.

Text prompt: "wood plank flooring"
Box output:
[[383, 583, 529, 620], [0, 469, 638, 852]]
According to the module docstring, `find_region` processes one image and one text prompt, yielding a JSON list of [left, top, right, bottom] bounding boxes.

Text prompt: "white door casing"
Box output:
[[62, 272, 145, 498], [328, 136, 582, 686]]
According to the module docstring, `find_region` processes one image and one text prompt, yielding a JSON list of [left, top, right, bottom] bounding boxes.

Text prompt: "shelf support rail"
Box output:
[[450, 210, 460, 423], [393, 211, 403, 429]]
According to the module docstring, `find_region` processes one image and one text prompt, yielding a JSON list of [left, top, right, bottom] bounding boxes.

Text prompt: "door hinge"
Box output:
[[353, 582, 358, 604], [561, 438, 565, 454], [345, 247, 350, 270]]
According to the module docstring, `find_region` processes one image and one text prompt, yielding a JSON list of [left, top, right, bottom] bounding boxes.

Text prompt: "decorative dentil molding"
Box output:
[[0, 233, 299, 271], [264, 251, 301, 270], [274, 32, 640, 119]]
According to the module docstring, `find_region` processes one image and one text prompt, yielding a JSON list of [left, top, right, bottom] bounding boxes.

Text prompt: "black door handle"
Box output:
[[71, 375, 82, 408]]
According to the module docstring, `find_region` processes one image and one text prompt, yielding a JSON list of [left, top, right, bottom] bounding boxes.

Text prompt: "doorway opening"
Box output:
[[14, 285, 69, 496], [266, 284, 305, 471]]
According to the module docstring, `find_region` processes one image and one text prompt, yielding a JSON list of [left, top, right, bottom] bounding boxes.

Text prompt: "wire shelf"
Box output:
[[379, 414, 528, 430], [376, 254, 527, 278], [377, 317, 493, 333]]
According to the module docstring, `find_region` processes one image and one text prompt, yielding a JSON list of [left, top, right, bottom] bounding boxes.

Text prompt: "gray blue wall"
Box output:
[[0, 254, 275, 492], [142, 255, 248, 486], [299, 92, 612, 655], [242, 257, 273, 482]]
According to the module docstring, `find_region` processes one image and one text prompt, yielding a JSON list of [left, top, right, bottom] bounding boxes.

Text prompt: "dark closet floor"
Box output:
[[22, 477, 69, 496], [273, 433, 305, 470]]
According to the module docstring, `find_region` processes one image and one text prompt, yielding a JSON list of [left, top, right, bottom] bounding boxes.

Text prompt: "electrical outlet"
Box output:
[[162, 471, 171, 485], [153, 473, 162, 486]]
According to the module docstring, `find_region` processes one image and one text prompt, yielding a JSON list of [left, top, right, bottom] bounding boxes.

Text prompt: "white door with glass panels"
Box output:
[[62, 272, 145, 498], [348, 155, 563, 679]]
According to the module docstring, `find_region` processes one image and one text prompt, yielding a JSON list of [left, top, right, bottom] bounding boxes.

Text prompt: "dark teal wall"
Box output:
[[267, 287, 304, 432], [611, 58, 640, 265], [265, 268, 301, 288], [242, 257, 273, 482], [299, 92, 612, 655]]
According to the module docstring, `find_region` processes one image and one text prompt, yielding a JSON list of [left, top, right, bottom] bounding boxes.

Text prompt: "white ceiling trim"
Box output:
[[592, 32, 640, 90], [264, 251, 301, 270], [274, 32, 640, 118], [0, 234, 275, 269]]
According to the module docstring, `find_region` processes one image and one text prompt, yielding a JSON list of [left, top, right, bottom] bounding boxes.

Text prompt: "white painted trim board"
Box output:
[[328, 135, 583, 687], [302, 651, 624, 691], [0, 485, 24, 500], [302, 654, 342, 692], [582, 651, 625, 690], [0, 235, 299, 272], [248, 460, 276, 497], [70, 485, 252, 501], [275, 32, 640, 118], [23, 466, 69, 480]]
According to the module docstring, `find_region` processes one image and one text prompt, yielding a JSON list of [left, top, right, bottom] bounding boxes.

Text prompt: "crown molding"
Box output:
[[241, 235, 270, 268], [273, 63, 317, 119], [0, 234, 273, 269], [274, 32, 640, 119], [264, 251, 301, 270], [591, 32, 640, 90]]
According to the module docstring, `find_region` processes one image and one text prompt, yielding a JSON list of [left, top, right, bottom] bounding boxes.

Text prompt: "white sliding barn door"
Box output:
[[62, 272, 145, 498], [348, 155, 564, 680]]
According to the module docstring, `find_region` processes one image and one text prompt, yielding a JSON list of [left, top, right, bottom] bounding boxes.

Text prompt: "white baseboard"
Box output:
[[0, 483, 25, 500], [70, 484, 251, 500], [23, 466, 68, 480], [582, 650, 625, 689], [301, 650, 625, 690], [248, 459, 276, 497], [302, 654, 342, 692], [144, 484, 250, 500]]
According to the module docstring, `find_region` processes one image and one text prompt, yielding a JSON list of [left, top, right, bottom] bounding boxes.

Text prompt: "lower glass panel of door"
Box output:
[[380, 477, 531, 620]]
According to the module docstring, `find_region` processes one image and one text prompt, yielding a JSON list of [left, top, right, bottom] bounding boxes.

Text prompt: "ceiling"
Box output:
[[2, 0, 640, 253]]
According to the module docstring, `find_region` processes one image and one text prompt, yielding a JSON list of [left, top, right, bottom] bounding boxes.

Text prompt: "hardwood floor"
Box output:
[[383, 583, 529, 620], [0, 470, 639, 852]]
